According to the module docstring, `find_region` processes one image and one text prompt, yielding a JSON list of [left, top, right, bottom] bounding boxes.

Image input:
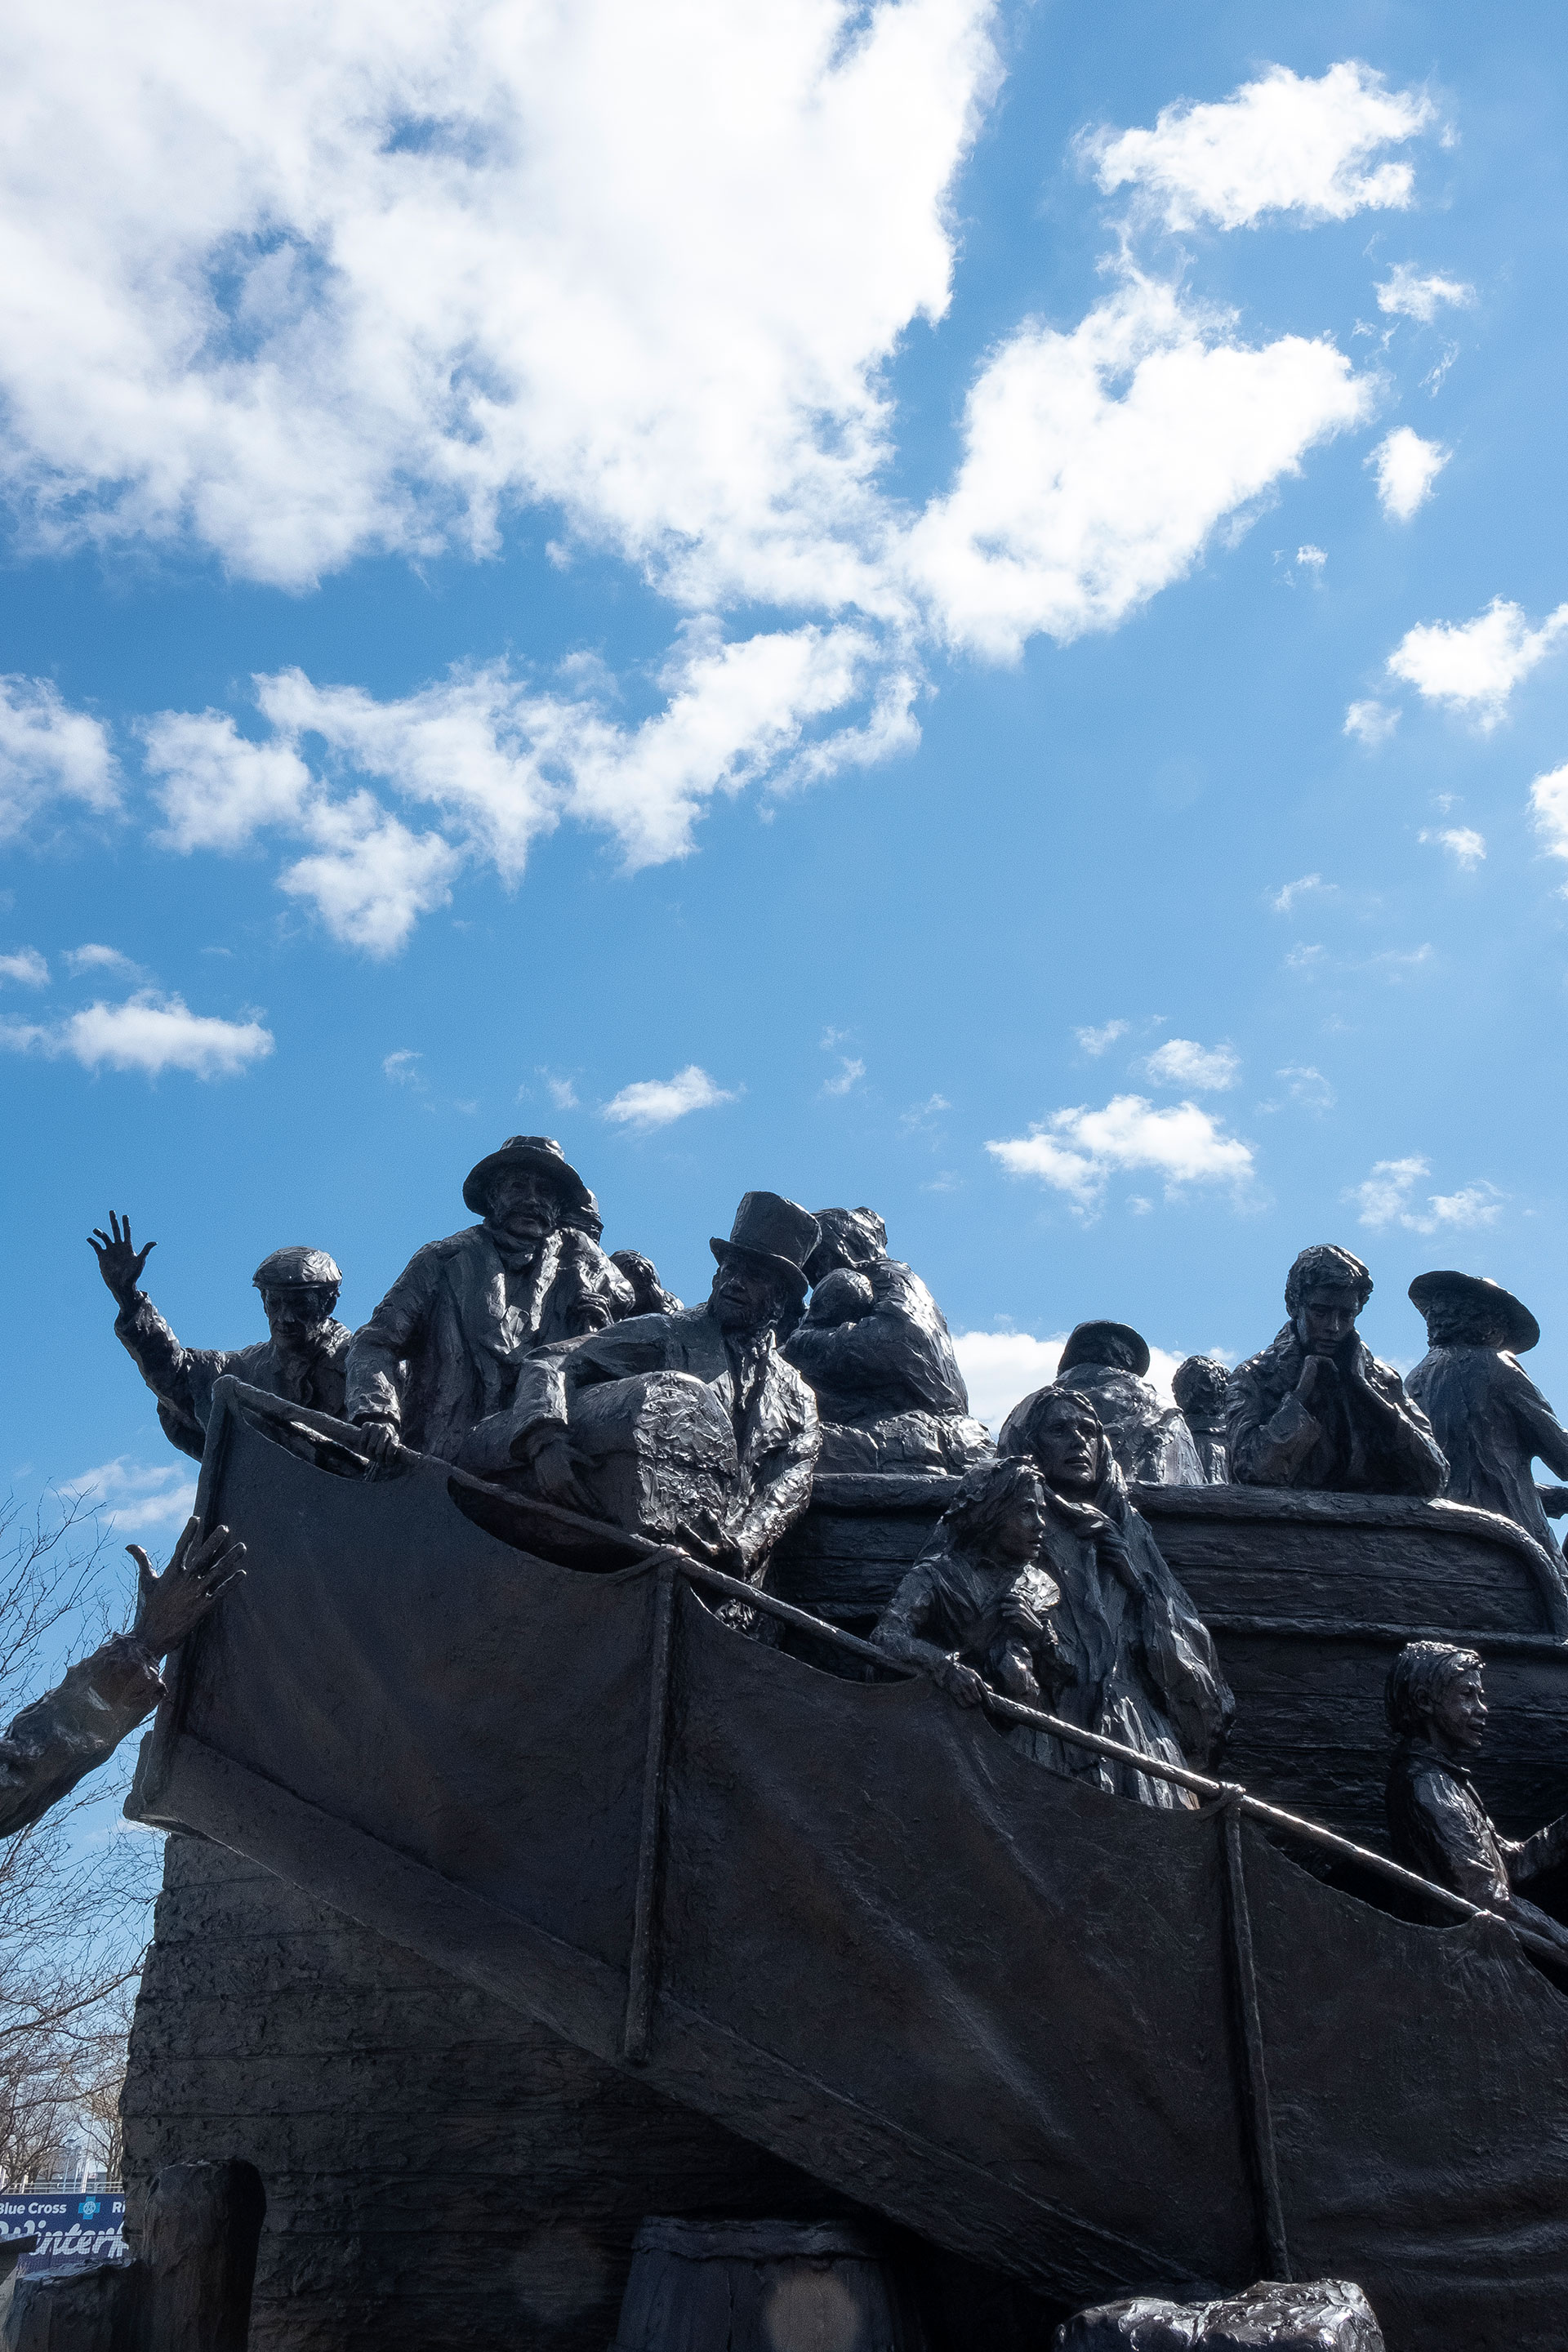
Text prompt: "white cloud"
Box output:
[[1344, 699, 1400, 746], [906, 273, 1373, 658], [143, 711, 312, 852], [383, 1048, 423, 1084], [1350, 1156, 1503, 1234], [541, 1071, 580, 1111], [0, 990, 274, 1077], [952, 1327, 1192, 1431], [58, 1456, 196, 1537], [988, 1093, 1254, 1209], [64, 942, 140, 978], [1285, 942, 1324, 972], [1375, 264, 1475, 323], [1387, 598, 1568, 726], [1084, 63, 1433, 232], [0, 676, 119, 840], [822, 1056, 866, 1098], [1143, 1037, 1239, 1091], [602, 1064, 737, 1131], [278, 793, 462, 957], [1530, 765, 1568, 880], [1277, 1064, 1335, 1112], [1076, 1020, 1128, 1055], [0, 0, 996, 604], [1419, 824, 1486, 869], [1295, 543, 1327, 572], [0, 947, 48, 986], [1270, 873, 1332, 912], [1370, 426, 1447, 521]]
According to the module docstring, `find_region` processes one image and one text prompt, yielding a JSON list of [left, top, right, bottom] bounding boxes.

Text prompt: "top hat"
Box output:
[[1408, 1269, 1539, 1355], [1058, 1320, 1152, 1379], [252, 1245, 342, 1292], [462, 1136, 597, 1221], [710, 1192, 820, 1307]]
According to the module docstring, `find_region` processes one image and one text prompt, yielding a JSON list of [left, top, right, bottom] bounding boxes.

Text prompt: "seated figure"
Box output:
[[1385, 1640, 1568, 1958], [478, 1192, 821, 1584], [873, 1458, 1067, 1719], [347, 1138, 633, 1466], [1227, 1245, 1446, 1496], [783, 1206, 991, 1473], [988, 1383, 1232, 1808], [1028, 1321, 1203, 1486], [91, 1211, 351, 1462], [1406, 1271, 1568, 1557], [1172, 1356, 1231, 1484]]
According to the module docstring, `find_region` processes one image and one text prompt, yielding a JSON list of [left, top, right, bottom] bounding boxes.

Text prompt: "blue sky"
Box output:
[[4, 0, 1568, 1575]]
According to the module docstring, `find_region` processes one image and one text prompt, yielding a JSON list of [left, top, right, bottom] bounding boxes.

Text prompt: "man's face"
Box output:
[[1294, 1285, 1362, 1356], [710, 1257, 786, 1334], [261, 1285, 338, 1345], [1034, 1405, 1100, 1495], [486, 1169, 564, 1249], [1428, 1664, 1487, 1754]]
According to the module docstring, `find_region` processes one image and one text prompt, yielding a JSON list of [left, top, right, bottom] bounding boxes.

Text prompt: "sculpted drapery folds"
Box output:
[[1227, 1245, 1446, 1498], [346, 1138, 633, 1465], [91, 1214, 351, 1462], [984, 1384, 1232, 1808], [493, 1192, 822, 1581], [1406, 1271, 1568, 1556], [783, 1207, 991, 1474]]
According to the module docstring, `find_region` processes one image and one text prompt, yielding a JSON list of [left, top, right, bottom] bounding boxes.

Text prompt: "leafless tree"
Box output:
[[0, 1494, 163, 2187]]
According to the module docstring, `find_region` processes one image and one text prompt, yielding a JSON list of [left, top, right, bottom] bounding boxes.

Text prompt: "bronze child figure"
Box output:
[[872, 1457, 1067, 1713]]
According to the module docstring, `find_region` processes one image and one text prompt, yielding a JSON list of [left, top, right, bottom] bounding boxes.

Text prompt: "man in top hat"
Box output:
[[91, 1210, 351, 1461], [485, 1192, 821, 1579], [1406, 1271, 1568, 1556], [348, 1138, 633, 1466], [783, 1205, 991, 1473], [1228, 1244, 1446, 1496], [1026, 1321, 1203, 1486]]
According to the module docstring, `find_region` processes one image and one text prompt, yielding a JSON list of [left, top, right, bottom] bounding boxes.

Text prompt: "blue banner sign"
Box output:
[[0, 2194, 127, 2273]]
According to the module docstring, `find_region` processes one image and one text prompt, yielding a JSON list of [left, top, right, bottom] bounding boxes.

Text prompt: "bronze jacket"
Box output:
[[1227, 1325, 1446, 1496], [0, 1635, 164, 1840], [115, 1291, 351, 1462]]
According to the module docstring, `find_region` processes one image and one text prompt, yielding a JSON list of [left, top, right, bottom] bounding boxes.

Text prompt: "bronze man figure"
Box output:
[[1406, 1271, 1568, 1556], [1047, 1321, 1203, 1486], [92, 1212, 351, 1462], [347, 1137, 633, 1465], [1227, 1245, 1446, 1496]]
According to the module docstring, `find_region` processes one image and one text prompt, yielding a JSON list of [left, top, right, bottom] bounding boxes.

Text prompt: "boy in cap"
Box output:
[[91, 1211, 350, 1460], [1406, 1271, 1568, 1558], [349, 1138, 632, 1466]]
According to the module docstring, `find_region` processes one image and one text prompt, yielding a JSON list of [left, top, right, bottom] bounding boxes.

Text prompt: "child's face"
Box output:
[[1428, 1664, 1487, 1753], [996, 1492, 1049, 1563]]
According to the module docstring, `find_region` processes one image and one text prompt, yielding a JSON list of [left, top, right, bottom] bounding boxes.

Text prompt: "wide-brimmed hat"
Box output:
[[1409, 1269, 1539, 1354], [1058, 1320, 1151, 1379], [252, 1246, 341, 1292], [710, 1192, 819, 1306], [462, 1135, 596, 1220]]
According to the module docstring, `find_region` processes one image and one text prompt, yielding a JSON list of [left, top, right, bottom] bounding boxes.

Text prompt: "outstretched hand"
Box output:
[[88, 1210, 155, 1303], [130, 1517, 247, 1657]]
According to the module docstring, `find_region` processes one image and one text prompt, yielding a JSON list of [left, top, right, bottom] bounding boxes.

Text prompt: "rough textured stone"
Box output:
[[1055, 2279, 1383, 2352], [1, 2261, 139, 2352], [121, 1836, 856, 2352]]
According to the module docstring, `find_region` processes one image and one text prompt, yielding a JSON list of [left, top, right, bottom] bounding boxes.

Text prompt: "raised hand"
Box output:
[[88, 1210, 155, 1304], [130, 1517, 247, 1657]]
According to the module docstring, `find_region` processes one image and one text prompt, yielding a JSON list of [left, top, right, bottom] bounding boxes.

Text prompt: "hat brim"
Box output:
[[1058, 1321, 1152, 1379], [464, 1147, 593, 1217], [709, 1236, 810, 1306], [1409, 1271, 1539, 1354]]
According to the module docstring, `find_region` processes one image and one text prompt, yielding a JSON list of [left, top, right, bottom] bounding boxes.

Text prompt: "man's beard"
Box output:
[[489, 1218, 552, 1275]]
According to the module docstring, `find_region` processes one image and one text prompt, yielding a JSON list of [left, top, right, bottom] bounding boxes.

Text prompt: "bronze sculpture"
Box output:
[[91, 1213, 351, 1460], [871, 1457, 1066, 1710], [783, 1207, 991, 1472], [0, 1517, 243, 1838], [1227, 1245, 1446, 1496], [1171, 1356, 1230, 1484], [490, 1192, 822, 1579], [992, 1383, 1232, 1806], [1384, 1640, 1568, 1957], [347, 1137, 633, 1464], [1405, 1270, 1568, 1553], [609, 1249, 684, 1317], [1044, 1321, 1203, 1485]]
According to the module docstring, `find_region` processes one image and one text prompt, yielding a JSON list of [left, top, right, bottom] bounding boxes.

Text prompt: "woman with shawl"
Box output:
[[995, 1383, 1232, 1809]]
